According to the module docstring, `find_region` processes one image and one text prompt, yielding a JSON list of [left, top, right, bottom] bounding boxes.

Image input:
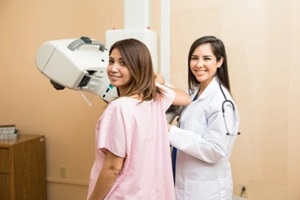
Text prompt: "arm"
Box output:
[[88, 151, 125, 200], [155, 73, 191, 106], [169, 87, 191, 106], [168, 110, 235, 164]]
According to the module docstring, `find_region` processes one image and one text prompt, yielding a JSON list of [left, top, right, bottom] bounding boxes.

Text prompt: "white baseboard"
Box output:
[[46, 176, 88, 186]]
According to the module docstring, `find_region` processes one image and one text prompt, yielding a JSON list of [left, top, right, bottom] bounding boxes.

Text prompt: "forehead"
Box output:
[[192, 43, 214, 56], [110, 48, 122, 58]]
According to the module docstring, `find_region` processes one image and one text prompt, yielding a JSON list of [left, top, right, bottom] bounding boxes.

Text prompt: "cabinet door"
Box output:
[[0, 174, 10, 200], [12, 137, 47, 200], [0, 148, 10, 173]]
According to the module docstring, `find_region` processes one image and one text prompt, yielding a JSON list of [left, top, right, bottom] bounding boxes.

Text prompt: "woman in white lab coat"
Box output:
[[168, 36, 240, 200]]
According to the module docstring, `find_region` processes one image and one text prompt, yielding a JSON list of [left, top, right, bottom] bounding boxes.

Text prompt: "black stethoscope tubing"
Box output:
[[219, 83, 240, 136]]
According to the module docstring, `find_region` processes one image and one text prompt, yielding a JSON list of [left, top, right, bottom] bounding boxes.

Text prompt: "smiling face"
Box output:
[[107, 48, 132, 96], [189, 43, 223, 90]]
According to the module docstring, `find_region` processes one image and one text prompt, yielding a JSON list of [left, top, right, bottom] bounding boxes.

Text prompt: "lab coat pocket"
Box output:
[[184, 179, 219, 200]]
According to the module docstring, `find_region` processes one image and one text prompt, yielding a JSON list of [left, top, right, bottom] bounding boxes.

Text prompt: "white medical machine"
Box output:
[[36, 36, 117, 103], [35, 36, 180, 123]]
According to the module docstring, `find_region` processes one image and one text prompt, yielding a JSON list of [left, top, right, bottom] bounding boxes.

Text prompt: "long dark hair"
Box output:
[[187, 36, 231, 94], [109, 38, 162, 101]]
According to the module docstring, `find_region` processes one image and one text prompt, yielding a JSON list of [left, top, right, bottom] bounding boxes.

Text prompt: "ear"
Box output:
[[217, 58, 223, 68]]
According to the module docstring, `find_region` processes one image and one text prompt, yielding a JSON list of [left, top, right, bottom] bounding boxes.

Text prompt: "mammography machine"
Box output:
[[35, 36, 181, 123], [36, 36, 117, 103]]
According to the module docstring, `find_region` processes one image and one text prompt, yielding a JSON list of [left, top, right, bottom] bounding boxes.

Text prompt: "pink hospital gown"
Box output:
[[87, 86, 176, 200]]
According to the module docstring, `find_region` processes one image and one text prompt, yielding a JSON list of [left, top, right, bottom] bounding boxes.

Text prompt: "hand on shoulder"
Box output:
[[155, 73, 165, 85]]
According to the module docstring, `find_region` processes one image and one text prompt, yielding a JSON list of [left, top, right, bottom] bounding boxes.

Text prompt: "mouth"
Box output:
[[109, 74, 121, 81], [195, 69, 207, 75]]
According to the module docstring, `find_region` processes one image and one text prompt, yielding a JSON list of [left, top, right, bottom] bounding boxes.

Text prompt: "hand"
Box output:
[[168, 124, 172, 131], [155, 73, 165, 85]]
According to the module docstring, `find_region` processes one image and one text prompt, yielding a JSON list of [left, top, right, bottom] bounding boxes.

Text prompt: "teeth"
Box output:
[[195, 70, 207, 75]]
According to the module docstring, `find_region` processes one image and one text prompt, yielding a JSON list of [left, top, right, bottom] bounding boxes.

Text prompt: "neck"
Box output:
[[130, 94, 143, 100], [198, 85, 206, 97]]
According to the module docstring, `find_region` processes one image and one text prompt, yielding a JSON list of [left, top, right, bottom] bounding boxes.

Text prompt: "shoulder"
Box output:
[[155, 83, 176, 111], [206, 78, 231, 100], [156, 83, 175, 100], [106, 97, 137, 113], [208, 85, 232, 105], [203, 79, 235, 111], [100, 98, 138, 124], [111, 96, 138, 105]]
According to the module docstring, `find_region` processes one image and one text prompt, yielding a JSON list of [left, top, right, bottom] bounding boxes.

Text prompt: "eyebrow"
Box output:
[[109, 57, 123, 60], [191, 55, 213, 58]]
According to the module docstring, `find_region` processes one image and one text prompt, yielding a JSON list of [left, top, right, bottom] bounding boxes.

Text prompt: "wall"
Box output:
[[287, 0, 300, 199], [170, 0, 300, 200], [0, 0, 124, 199], [1, 0, 300, 200]]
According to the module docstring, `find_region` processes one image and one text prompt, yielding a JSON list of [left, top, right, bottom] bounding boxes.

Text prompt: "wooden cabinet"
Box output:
[[0, 135, 46, 200]]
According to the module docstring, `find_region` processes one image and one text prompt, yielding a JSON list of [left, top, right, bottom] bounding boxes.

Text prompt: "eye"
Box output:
[[120, 61, 126, 66], [204, 57, 211, 61], [108, 59, 114, 64], [191, 57, 198, 61]]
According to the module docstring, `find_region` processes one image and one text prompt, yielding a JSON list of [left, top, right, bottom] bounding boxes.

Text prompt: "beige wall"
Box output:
[[170, 0, 300, 200], [287, 1, 300, 199], [0, 0, 124, 199], [1, 0, 300, 200]]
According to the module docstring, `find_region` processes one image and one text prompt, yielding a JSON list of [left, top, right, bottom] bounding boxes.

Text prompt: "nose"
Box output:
[[196, 59, 204, 67], [110, 62, 119, 72]]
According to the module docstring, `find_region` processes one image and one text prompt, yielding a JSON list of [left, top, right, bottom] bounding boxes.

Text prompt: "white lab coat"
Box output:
[[169, 77, 239, 200]]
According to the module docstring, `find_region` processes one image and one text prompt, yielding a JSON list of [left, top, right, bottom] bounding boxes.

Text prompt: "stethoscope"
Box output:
[[171, 83, 240, 182], [219, 83, 241, 136]]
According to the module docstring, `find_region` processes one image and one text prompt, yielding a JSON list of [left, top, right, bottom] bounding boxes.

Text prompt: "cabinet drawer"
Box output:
[[0, 148, 10, 173]]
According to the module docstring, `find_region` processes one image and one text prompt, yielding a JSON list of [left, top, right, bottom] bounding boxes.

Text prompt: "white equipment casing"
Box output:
[[35, 37, 117, 102], [106, 29, 158, 72], [35, 36, 180, 123]]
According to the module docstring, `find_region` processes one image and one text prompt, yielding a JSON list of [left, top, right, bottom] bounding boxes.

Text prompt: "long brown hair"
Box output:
[[109, 38, 163, 101]]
